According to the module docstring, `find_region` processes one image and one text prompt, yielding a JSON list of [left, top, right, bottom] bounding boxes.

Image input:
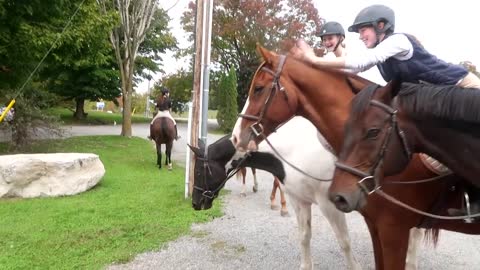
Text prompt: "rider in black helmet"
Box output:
[[292, 4, 480, 218], [319, 21, 346, 57], [148, 87, 181, 140]]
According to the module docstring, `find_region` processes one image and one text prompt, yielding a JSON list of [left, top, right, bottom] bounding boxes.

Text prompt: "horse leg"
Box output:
[[270, 178, 280, 210], [157, 143, 162, 169], [166, 141, 173, 170], [277, 178, 289, 216], [239, 167, 247, 197], [378, 223, 411, 270], [364, 218, 384, 270], [318, 199, 361, 270], [405, 228, 423, 270], [289, 197, 313, 270], [251, 168, 258, 192]]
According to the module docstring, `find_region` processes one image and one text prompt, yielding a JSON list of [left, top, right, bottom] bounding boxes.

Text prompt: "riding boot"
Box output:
[[447, 183, 480, 221], [175, 124, 181, 140]]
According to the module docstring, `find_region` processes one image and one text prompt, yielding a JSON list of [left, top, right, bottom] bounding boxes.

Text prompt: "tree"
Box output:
[[98, 0, 159, 137], [42, 1, 120, 119], [181, 0, 324, 110], [216, 68, 238, 132], [156, 69, 193, 114], [0, 0, 112, 146]]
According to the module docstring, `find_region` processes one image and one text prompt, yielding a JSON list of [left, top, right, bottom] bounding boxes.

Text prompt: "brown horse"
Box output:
[[150, 117, 175, 170], [330, 81, 480, 216], [231, 45, 480, 270]]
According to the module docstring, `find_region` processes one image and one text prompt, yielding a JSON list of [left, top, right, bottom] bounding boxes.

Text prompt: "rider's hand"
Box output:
[[291, 39, 317, 64]]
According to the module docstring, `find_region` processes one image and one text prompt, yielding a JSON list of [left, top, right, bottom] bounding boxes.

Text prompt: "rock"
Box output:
[[0, 153, 105, 198]]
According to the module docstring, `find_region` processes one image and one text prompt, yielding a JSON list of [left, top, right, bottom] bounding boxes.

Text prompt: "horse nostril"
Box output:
[[232, 135, 238, 145], [334, 195, 347, 205]]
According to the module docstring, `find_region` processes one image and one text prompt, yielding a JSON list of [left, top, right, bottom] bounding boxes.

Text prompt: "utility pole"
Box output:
[[187, 0, 204, 197]]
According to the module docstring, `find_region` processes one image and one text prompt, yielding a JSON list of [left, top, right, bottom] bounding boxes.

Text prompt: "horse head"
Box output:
[[232, 44, 301, 153], [188, 136, 238, 210], [329, 79, 412, 212]]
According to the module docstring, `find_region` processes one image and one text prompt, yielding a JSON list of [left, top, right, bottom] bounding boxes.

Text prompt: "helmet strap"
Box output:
[[333, 36, 344, 53]]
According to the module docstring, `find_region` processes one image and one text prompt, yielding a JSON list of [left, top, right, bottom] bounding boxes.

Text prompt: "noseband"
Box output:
[[238, 55, 288, 138], [335, 95, 412, 195]]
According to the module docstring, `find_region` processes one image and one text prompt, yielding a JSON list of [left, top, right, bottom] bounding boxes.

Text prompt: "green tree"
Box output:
[[181, 0, 324, 110], [217, 68, 238, 132], [97, 1, 176, 136], [0, 0, 113, 146], [156, 69, 193, 114]]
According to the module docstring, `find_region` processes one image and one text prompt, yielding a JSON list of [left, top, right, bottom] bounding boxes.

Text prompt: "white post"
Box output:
[[185, 101, 194, 199]]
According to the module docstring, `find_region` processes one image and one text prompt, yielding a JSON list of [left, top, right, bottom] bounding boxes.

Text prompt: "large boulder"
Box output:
[[0, 153, 105, 198]]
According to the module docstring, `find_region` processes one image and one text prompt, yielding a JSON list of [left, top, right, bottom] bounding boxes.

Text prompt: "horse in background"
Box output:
[[236, 167, 288, 216], [150, 117, 175, 170]]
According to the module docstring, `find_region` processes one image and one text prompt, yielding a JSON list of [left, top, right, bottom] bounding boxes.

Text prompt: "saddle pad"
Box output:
[[419, 153, 451, 175], [150, 111, 171, 124]]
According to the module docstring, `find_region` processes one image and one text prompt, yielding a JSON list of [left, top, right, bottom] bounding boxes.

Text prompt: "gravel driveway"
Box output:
[[106, 162, 480, 269]]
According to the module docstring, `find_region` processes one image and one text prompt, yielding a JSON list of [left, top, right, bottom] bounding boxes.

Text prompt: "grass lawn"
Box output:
[[48, 108, 152, 125], [0, 136, 223, 269], [48, 108, 219, 127]]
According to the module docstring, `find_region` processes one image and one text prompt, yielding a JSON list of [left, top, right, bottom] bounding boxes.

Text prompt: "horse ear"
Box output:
[[256, 43, 276, 64], [187, 143, 203, 157]]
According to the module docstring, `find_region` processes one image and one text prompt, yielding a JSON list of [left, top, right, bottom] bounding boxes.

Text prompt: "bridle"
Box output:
[[335, 92, 413, 195], [193, 150, 249, 200], [237, 54, 288, 138]]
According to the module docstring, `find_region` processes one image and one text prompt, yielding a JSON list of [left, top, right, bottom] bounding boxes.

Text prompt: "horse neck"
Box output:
[[406, 115, 480, 183], [286, 64, 360, 152]]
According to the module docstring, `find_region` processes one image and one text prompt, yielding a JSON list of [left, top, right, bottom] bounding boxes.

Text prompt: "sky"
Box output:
[[141, 0, 480, 92]]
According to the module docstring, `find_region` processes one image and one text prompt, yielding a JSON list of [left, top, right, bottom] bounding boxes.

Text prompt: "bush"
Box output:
[[216, 69, 238, 133]]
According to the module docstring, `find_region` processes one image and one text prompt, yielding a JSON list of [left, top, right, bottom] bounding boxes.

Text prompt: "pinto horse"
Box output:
[[190, 117, 375, 270], [231, 45, 480, 270], [235, 167, 289, 216], [331, 81, 480, 216], [150, 117, 175, 170]]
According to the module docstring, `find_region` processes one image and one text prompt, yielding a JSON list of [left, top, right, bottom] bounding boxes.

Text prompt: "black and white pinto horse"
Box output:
[[191, 115, 423, 270]]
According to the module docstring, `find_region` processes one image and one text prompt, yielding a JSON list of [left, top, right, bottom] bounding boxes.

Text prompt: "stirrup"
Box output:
[[447, 192, 476, 223]]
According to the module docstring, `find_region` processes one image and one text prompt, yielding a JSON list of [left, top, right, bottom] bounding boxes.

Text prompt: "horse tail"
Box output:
[[424, 228, 440, 247], [160, 117, 168, 138]]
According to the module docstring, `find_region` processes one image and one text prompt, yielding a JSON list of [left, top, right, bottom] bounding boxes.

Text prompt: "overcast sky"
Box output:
[[142, 0, 479, 92]]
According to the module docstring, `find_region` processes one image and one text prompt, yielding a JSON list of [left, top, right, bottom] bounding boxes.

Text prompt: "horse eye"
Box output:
[[254, 86, 264, 93], [365, 128, 381, 139]]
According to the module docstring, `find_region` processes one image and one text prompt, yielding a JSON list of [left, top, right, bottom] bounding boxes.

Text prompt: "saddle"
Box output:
[[418, 153, 451, 175]]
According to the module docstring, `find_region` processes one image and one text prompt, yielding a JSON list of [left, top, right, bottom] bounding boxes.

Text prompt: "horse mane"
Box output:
[[349, 82, 381, 118], [207, 134, 236, 161], [398, 83, 480, 124]]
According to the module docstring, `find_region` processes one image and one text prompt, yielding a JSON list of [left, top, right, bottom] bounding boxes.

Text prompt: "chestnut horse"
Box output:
[[330, 81, 480, 218], [231, 45, 480, 270]]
